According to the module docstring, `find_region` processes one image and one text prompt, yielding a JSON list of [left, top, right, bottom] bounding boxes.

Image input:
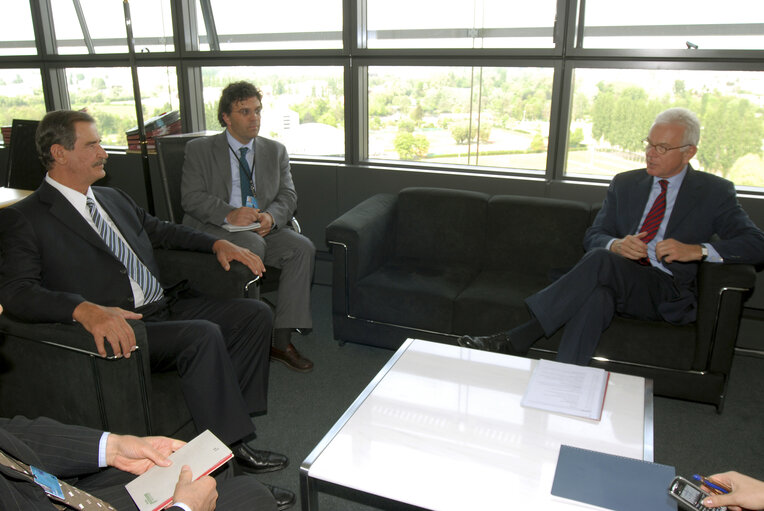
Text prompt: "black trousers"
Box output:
[[141, 294, 273, 445], [526, 248, 682, 364]]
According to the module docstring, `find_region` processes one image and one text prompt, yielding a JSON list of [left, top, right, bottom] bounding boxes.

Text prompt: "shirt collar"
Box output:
[[225, 130, 255, 153], [655, 164, 688, 189], [45, 174, 94, 212]]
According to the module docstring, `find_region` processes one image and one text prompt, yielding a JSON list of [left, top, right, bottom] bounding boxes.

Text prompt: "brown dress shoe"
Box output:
[[270, 343, 314, 372]]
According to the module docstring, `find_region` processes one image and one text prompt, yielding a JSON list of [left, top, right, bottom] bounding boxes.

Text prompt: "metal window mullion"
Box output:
[[71, 0, 95, 54], [198, 0, 219, 52]]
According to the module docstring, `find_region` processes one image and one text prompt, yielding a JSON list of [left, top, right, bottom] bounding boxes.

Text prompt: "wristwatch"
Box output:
[[700, 244, 708, 261]]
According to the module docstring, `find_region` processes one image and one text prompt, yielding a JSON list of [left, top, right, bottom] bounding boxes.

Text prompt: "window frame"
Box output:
[[1, 0, 763, 192]]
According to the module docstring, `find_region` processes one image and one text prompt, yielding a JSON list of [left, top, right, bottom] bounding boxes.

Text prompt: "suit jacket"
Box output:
[[0, 416, 184, 511], [584, 166, 764, 323], [0, 181, 218, 324], [181, 131, 298, 229]]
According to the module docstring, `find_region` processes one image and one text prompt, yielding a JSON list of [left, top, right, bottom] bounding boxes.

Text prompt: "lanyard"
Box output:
[[228, 144, 256, 198]]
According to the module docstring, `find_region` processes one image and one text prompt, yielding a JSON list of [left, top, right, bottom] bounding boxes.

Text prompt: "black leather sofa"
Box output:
[[326, 187, 756, 410]]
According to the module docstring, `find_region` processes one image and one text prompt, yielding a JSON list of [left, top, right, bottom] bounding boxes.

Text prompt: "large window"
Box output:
[[581, 0, 764, 50], [368, 66, 553, 172], [3, 0, 764, 191], [0, 70, 46, 141], [201, 66, 345, 157], [67, 67, 136, 146], [192, 0, 343, 51], [50, 0, 174, 54], [366, 0, 557, 49], [0, 4, 35, 56], [566, 68, 764, 187]]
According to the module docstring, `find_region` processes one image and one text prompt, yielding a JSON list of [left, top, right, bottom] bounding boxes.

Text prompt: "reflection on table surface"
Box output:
[[308, 339, 649, 510]]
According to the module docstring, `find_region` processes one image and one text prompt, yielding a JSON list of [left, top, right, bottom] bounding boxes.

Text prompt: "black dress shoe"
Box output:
[[264, 484, 296, 510], [457, 332, 528, 356], [231, 442, 288, 473]]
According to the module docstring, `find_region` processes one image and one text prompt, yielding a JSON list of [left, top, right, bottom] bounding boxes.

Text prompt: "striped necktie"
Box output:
[[86, 197, 164, 305], [637, 179, 668, 265]]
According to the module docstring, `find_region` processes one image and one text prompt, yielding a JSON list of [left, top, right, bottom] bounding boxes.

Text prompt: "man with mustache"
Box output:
[[0, 109, 295, 509], [181, 81, 315, 373]]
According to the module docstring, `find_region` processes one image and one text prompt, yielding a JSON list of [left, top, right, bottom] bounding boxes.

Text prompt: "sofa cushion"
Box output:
[[353, 260, 478, 333], [533, 316, 696, 370], [394, 188, 489, 266], [452, 270, 549, 335], [483, 196, 590, 274]]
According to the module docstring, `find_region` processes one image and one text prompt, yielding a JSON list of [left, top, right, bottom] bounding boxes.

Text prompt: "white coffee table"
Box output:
[[300, 339, 653, 510]]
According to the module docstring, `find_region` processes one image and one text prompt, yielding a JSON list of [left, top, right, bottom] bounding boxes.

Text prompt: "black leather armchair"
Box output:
[[0, 249, 256, 439]]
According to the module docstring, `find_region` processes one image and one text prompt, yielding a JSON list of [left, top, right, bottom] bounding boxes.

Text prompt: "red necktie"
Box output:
[[638, 179, 668, 265]]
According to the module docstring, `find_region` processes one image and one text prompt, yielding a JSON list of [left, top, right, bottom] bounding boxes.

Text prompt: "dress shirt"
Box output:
[[45, 175, 149, 306], [606, 165, 721, 274], [226, 129, 255, 209]]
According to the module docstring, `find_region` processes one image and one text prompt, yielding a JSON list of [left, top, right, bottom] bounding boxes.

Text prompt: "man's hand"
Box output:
[[255, 211, 274, 237], [655, 239, 704, 263], [212, 239, 265, 276], [105, 433, 185, 475], [72, 302, 142, 358], [173, 466, 218, 511], [225, 207, 259, 226], [610, 232, 648, 260]]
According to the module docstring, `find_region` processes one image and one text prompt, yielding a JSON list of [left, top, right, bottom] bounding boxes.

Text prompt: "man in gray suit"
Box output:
[[459, 108, 764, 364], [181, 81, 315, 372]]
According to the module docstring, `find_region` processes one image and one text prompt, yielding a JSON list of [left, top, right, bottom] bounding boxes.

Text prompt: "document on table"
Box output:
[[521, 359, 609, 420], [222, 221, 260, 232], [125, 430, 233, 511]]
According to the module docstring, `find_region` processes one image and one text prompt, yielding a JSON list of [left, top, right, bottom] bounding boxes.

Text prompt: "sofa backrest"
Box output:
[[483, 195, 591, 273], [394, 187, 489, 266]]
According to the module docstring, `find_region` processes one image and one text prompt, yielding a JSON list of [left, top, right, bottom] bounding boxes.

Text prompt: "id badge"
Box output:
[[245, 195, 259, 209], [31, 465, 65, 500]]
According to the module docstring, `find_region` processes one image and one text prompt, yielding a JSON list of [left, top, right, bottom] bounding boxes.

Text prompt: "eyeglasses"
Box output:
[[642, 138, 692, 155]]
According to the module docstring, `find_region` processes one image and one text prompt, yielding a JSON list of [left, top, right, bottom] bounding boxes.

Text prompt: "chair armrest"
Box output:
[[0, 316, 153, 434], [0, 314, 147, 356], [154, 249, 259, 299], [326, 194, 398, 320], [325, 193, 398, 280], [694, 262, 755, 370]]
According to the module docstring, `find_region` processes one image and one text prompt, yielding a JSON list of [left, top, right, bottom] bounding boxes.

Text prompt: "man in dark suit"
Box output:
[[181, 81, 315, 372], [0, 110, 294, 508], [459, 108, 764, 364], [0, 414, 276, 511]]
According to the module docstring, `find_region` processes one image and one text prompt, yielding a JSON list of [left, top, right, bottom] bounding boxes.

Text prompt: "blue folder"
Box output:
[[551, 444, 677, 511]]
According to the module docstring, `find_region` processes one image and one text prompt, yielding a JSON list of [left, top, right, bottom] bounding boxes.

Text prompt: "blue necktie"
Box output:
[[86, 197, 164, 305], [238, 146, 255, 207]]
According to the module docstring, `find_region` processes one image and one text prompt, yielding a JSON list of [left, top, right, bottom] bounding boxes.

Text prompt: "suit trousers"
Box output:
[[142, 296, 273, 445], [79, 462, 277, 511], [195, 224, 315, 330], [525, 248, 681, 364]]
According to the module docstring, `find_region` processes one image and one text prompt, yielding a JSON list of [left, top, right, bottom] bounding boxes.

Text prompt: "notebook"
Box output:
[[551, 444, 676, 511]]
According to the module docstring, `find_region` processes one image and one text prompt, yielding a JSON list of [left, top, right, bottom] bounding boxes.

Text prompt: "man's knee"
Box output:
[[228, 231, 266, 258]]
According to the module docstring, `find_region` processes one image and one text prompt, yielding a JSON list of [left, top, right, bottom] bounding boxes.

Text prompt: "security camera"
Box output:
[[686, 41, 699, 50]]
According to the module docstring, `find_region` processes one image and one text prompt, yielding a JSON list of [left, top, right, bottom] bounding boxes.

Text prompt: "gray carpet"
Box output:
[[251, 284, 764, 510]]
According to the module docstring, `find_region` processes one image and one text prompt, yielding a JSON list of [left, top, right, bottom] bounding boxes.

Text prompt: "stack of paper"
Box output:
[[521, 359, 609, 420]]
